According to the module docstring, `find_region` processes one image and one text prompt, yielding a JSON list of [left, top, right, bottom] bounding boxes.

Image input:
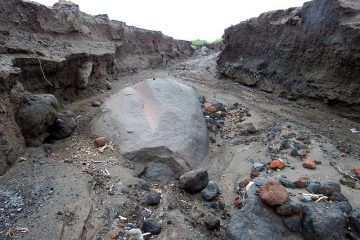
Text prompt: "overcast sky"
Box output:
[[33, 0, 308, 41]]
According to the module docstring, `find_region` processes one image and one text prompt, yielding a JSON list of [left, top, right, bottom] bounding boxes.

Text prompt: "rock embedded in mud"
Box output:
[[143, 218, 161, 235], [269, 159, 285, 170], [179, 168, 209, 193], [76, 61, 93, 89], [204, 214, 220, 230], [259, 181, 288, 206], [94, 137, 107, 147], [146, 190, 161, 206], [302, 160, 316, 169], [340, 177, 360, 189], [201, 181, 220, 201], [318, 182, 341, 196], [293, 176, 309, 189]]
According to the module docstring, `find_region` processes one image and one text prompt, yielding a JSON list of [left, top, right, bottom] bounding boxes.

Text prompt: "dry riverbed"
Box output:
[[1, 52, 360, 240]]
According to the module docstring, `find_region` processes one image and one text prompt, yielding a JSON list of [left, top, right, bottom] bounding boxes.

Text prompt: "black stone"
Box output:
[[204, 214, 220, 230], [146, 190, 161, 206], [318, 182, 341, 196], [201, 181, 220, 201], [179, 168, 208, 193], [280, 178, 295, 189], [143, 218, 161, 235], [329, 192, 348, 202]]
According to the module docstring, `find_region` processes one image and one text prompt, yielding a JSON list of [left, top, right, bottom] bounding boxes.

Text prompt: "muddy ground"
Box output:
[[1, 52, 360, 239]]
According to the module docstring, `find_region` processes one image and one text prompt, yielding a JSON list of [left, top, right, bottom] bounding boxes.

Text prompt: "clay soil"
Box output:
[[1, 52, 360, 240]]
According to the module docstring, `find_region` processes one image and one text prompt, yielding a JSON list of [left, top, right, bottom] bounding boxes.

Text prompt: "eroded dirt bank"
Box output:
[[1, 52, 359, 239], [0, 0, 193, 173], [218, 0, 360, 111]]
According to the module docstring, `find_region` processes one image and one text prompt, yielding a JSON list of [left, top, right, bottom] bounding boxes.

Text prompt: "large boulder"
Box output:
[[16, 94, 59, 147], [92, 79, 208, 181], [16, 94, 77, 146], [302, 203, 347, 240], [226, 184, 301, 240]]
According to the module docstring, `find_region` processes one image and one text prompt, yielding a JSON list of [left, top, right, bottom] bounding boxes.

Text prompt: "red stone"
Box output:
[[259, 181, 288, 206], [109, 229, 120, 239], [204, 105, 217, 113], [303, 160, 316, 169], [94, 137, 107, 147], [269, 159, 285, 170], [354, 167, 360, 177], [234, 196, 241, 208], [241, 123, 258, 134]]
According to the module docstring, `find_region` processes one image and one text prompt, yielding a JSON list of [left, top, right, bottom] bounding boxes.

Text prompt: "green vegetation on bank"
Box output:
[[191, 38, 224, 47]]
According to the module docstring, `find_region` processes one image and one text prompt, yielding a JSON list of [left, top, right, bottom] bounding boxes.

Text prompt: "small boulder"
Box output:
[[204, 214, 220, 230], [94, 137, 107, 147], [303, 160, 316, 169], [318, 182, 341, 196], [179, 168, 208, 193], [269, 159, 285, 170], [201, 181, 220, 201], [143, 218, 161, 235], [259, 181, 288, 206], [146, 190, 161, 206]]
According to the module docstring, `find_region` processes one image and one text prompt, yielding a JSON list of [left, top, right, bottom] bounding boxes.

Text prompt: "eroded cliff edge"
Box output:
[[0, 0, 193, 174], [218, 0, 360, 108]]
